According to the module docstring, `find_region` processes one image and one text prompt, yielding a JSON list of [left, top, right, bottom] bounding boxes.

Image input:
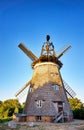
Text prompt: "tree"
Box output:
[[0, 101, 2, 105], [0, 105, 4, 118], [18, 102, 25, 113], [68, 98, 84, 119], [0, 99, 21, 118], [14, 107, 19, 113], [68, 98, 83, 110], [73, 109, 84, 119]]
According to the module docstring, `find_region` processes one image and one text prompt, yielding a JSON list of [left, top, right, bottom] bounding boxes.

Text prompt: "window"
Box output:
[[52, 85, 59, 90], [36, 116, 41, 121], [51, 73, 57, 77], [36, 100, 43, 108], [29, 87, 32, 92]]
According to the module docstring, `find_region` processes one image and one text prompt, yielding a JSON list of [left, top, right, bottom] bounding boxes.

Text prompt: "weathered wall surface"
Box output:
[[23, 62, 73, 122], [32, 62, 62, 90]]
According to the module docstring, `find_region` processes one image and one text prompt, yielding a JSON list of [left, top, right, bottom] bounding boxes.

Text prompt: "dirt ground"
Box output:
[[0, 119, 84, 130]]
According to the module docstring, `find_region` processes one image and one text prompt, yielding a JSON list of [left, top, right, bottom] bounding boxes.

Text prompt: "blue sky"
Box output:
[[0, 0, 84, 103]]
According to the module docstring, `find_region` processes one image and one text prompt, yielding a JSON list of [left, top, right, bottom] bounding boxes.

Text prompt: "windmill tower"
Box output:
[[16, 35, 75, 122]]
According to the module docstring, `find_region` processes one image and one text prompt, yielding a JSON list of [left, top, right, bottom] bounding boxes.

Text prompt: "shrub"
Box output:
[[73, 108, 84, 119], [0, 117, 12, 123]]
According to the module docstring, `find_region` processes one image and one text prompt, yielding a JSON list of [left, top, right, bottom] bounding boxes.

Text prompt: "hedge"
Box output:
[[73, 109, 84, 119]]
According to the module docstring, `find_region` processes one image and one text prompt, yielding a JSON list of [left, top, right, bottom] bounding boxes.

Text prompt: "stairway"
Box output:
[[54, 111, 64, 123]]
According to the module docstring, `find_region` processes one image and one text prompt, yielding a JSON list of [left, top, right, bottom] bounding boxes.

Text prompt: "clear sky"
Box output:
[[0, 0, 84, 103]]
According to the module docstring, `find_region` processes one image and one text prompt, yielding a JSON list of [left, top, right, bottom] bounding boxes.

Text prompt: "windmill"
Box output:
[[15, 35, 76, 122]]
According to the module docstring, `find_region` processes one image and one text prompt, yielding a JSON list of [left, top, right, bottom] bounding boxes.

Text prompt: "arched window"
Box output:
[[51, 73, 58, 77], [52, 85, 59, 90]]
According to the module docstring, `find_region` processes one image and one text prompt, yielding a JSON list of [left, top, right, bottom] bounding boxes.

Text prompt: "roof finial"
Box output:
[[46, 35, 50, 41]]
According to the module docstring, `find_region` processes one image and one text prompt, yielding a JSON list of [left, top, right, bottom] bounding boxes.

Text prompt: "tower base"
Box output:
[[13, 114, 73, 122]]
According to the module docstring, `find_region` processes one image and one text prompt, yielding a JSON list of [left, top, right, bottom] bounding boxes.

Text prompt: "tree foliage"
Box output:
[[73, 109, 84, 119], [0, 99, 23, 118], [68, 98, 83, 110], [68, 98, 84, 119], [0, 101, 2, 104]]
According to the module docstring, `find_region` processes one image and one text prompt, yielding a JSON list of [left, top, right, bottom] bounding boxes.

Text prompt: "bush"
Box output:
[[0, 99, 22, 118], [0, 117, 12, 123], [73, 109, 84, 119]]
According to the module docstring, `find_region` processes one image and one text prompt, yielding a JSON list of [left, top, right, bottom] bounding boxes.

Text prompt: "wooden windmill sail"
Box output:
[[16, 35, 76, 122]]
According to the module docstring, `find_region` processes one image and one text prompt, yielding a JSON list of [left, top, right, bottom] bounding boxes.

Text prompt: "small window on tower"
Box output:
[[51, 73, 58, 77], [52, 85, 59, 90]]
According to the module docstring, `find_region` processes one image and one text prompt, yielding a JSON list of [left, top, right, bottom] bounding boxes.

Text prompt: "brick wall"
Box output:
[[26, 116, 53, 122], [26, 116, 36, 122]]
